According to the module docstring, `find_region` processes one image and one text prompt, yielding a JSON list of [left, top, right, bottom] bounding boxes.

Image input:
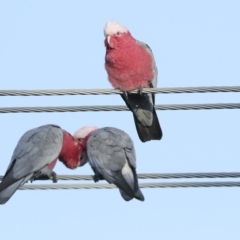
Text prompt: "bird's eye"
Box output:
[[117, 31, 120, 35]]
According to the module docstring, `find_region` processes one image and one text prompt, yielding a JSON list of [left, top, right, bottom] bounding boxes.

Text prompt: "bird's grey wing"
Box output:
[[79, 150, 89, 167], [120, 40, 162, 142], [136, 40, 158, 88], [122, 138, 144, 201], [121, 87, 162, 142], [87, 128, 137, 198], [0, 124, 63, 192], [125, 94, 162, 142], [0, 174, 33, 204]]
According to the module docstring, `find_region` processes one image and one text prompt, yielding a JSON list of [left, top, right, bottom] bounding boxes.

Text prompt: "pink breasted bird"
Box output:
[[74, 126, 144, 202], [104, 21, 163, 142], [0, 124, 86, 204]]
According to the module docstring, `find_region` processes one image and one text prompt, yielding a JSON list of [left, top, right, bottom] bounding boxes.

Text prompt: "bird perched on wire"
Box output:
[[0, 124, 86, 204], [104, 20, 162, 142], [74, 126, 144, 202]]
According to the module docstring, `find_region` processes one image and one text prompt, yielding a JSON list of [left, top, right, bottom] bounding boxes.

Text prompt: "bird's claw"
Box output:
[[30, 172, 41, 183], [92, 174, 104, 182], [50, 171, 58, 183], [149, 81, 153, 88], [122, 90, 128, 99], [138, 86, 143, 96], [30, 171, 57, 183], [93, 175, 99, 182]]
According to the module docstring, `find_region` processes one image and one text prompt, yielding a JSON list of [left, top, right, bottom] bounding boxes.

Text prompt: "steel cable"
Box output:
[[1, 86, 240, 96], [0, 103, 240, 114], [19, 181, 240, 190], [2, 172, 239, 181]]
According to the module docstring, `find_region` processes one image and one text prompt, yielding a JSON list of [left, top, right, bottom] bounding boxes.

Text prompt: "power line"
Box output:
[[0, 103, 240, 114], [1, 86, 240, 97], [2, 172, 239, 181], [19, 181, 240, 190], [1, 87, 239, 190]]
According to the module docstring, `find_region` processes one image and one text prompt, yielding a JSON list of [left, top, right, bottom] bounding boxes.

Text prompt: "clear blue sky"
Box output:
[[0, 1, 240, 239]]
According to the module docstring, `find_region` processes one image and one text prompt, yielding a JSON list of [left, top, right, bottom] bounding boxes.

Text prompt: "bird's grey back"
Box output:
[[87, 127, 136, 171], [136, 40, 158, 88], [87, 127, 144, 201], [8, 124, 63, 179]]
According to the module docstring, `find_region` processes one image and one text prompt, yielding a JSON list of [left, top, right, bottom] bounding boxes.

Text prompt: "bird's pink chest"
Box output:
[[105, 45, 154, 91], [47, 159, 57, 170], [58, 132, 83, 169]]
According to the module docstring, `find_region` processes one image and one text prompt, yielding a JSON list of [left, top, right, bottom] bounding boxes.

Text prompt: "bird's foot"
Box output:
[[50, 171, 58, 183], [93, 175, 98, 182], [122, 90, 128, 99], [149, 81, 153, 88], [92, 174, 104, 183], [30, 171, 57, 183], [30, 172, 41, 183], [138, 86, 143, 96]]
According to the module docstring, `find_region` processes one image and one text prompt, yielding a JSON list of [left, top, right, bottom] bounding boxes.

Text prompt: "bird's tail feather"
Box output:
[[121, 93, 162, 142], [134, 188, 145, 201], [119, 189, 134, 201], [134, 107, 162, 142], [103, 170, 135, 200], [132, 168, 145, 201], [120, 165, 145, 202], [0, 174, 33, 205], [0, 178, 24, 205]]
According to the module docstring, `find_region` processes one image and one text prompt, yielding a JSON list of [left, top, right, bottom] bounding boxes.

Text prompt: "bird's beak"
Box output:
[[107, 36, 111, 45]]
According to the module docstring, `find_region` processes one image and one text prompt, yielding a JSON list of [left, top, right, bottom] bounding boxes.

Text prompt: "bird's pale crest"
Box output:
[[104, 21, 128, 37], [74, 126, 98, 139]]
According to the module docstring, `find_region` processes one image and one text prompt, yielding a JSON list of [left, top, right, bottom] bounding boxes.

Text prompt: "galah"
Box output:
[[74, 126, 144, 201], [0, 124, 85, 204], [104, 21, 163, 142]]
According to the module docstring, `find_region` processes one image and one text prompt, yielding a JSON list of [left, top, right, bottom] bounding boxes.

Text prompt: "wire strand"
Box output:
[[19, 181, 240, 190], [1, 86, 240, 96], [2, 172, 239, 181], [0, 103, 240, 114]]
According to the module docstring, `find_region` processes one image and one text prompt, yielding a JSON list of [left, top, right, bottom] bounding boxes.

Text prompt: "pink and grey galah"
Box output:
[[0, 124, 86, 204], [104, 21, 163, 142], [74, 126, 144, 202]]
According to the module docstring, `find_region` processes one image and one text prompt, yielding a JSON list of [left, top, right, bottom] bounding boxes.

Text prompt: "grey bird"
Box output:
[[74, 126, 145, 201], [0, 124, 83, 204], [104, 20, 163, 142]]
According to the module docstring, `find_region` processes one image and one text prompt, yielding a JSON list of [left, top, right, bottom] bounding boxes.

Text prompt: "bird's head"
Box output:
[[74, 126, 98, 146], [104, 21, 130, 48]]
